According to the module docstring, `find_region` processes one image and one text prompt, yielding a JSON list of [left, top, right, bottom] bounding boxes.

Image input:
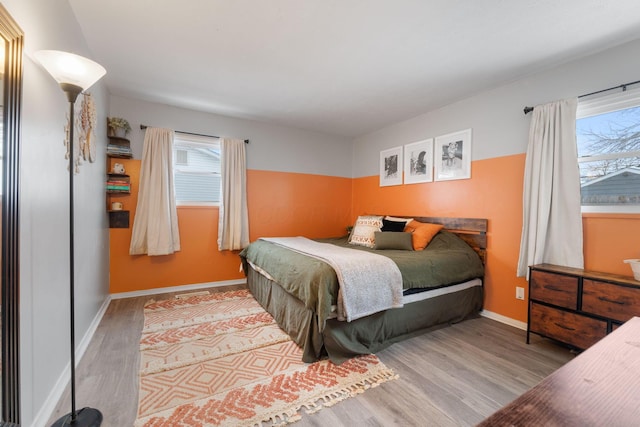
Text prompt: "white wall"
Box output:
[[110, 95, 353, 177], [352, 38, 640, 177], [4, 1, 110, 426]]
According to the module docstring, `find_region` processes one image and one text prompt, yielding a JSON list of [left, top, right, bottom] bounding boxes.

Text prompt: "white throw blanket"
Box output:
[[260, 237, 403, 322]]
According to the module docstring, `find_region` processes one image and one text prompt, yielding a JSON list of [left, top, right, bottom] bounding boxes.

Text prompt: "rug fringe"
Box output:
[[302, 368, 399, 412], [258, 411, 302, 427], [251, 367, 400, 426], [136, 361, 399, 427]]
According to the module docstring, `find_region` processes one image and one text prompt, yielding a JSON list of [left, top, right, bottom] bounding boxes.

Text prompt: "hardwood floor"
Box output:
[[48, 285, 574, 426]]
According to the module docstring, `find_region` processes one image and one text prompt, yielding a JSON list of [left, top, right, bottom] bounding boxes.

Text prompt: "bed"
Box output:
[[239, 216, 487, 364]]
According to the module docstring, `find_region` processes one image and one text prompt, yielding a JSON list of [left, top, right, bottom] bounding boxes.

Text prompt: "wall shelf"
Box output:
[[108, 210, 130, 228], [106, 133, 132, 228]]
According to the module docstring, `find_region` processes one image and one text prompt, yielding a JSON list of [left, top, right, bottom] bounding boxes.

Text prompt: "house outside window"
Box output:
[[576, 86, 640, 213], [173, 132, 220, 205]]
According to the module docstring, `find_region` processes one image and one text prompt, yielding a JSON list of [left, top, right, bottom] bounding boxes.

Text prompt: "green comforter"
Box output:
[[239, 231, 484, 330]]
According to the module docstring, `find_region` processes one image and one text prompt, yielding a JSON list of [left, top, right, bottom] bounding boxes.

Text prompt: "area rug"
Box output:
[[135, 289, 398, 426]]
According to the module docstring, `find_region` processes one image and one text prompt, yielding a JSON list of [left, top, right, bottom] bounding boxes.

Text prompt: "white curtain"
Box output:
[[517, 98, 584, 277], [130, 128, 181, 255], [218, 138, 250, 250]]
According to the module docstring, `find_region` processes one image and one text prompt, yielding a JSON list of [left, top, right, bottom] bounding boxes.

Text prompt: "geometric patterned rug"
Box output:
[[135, 289, 398, 426]]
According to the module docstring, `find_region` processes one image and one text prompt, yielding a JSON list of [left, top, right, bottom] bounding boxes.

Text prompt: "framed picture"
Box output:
[[379, 146, 403, 186], [434, 129, 472, 181], [404, 139, 433, 184]]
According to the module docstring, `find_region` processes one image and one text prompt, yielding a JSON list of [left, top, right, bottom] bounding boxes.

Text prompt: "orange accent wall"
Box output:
[[352, 153, 640, 322], [353, 154, 530, 321], [246, 169, 353, 240], [583, 213, 640, 276], [110, 155, 640, 323], [109, 163, 352, 294]]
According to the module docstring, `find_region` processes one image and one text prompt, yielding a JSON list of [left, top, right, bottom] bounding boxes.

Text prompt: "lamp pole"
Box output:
[[51, 84, 103, 427], [50, 83, 103, 427], [33, 50, 105, 427], [64, 84, 81, 425]]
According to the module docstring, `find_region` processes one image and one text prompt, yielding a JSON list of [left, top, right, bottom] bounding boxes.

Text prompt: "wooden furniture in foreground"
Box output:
[[528, 263, 640, 350], [479, 316, 640, 426]]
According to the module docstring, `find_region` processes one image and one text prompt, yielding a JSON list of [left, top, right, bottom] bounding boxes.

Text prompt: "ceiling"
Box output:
[[68, 0, 640, 138]]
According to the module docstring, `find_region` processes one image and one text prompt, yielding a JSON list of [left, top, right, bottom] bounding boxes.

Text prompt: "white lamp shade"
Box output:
[[34, 50, 106, 91]]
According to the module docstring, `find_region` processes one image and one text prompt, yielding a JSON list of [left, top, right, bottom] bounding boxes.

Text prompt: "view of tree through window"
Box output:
[[576, 105, 640, 207]]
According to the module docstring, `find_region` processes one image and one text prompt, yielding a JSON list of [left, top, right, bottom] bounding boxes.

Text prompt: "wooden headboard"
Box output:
[[413, 216, 488, 264]]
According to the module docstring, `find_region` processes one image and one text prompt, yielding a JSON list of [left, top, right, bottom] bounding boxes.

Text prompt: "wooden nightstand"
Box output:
[[527, 263, 640, 350]]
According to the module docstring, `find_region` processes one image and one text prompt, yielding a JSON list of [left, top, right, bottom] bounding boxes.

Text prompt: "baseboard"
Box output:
[[110, 278, 247, 300], [480, 309, 527, 330], [31, 295, 112, 427]]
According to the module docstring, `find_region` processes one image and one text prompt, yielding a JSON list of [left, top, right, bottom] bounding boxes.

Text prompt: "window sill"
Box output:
[[581, 205, 640, 215], [176, 203, 219, 209], [582, 211, 640, 220]]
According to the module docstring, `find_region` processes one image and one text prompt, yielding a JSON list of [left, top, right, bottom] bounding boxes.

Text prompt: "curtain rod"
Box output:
[[523, 79, 640, 115], [139, 124, 249, 143]]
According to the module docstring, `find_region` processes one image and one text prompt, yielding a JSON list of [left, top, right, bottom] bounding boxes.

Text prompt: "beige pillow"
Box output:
[[348, 215, 383, 248]]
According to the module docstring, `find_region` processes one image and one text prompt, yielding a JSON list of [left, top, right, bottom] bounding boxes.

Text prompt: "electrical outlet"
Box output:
[[516, 286, 525, 300]]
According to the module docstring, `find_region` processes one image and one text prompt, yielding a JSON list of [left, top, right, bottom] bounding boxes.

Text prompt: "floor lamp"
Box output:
[[33, 50, 106, 427]]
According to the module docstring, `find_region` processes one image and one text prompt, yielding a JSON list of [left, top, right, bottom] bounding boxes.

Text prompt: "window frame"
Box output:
[[173, 132, 221, 207], [576, 86, 640, 214]]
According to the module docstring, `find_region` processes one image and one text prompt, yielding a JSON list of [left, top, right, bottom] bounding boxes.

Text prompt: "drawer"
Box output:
[[529, 302, 606, 349], [530, 270, 578, 309], [582, 279, 640, 323]]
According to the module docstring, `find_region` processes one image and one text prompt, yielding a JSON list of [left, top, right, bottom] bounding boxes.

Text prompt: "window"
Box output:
[[576, 87, 640, 213], [173, 132, 220, 205]]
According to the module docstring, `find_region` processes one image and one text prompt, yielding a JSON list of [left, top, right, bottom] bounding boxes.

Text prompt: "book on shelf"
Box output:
[[106, 185, 131, 191], [107, 144, 131, 150], [107, 144, 132, 156]]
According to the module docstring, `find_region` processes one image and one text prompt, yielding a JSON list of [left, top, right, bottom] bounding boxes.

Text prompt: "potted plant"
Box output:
[[107, 117, 132, 137]]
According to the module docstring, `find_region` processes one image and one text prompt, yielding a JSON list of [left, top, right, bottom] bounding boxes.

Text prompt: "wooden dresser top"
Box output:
[[531, 263, 640, 288], [478, 316, 640, 426]]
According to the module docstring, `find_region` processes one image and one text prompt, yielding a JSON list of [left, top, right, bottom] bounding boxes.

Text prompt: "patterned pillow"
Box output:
[[348, 215, 383, 248]]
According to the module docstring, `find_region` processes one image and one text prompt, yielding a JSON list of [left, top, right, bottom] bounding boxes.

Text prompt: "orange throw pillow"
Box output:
[[404, 220, 444, 250]]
